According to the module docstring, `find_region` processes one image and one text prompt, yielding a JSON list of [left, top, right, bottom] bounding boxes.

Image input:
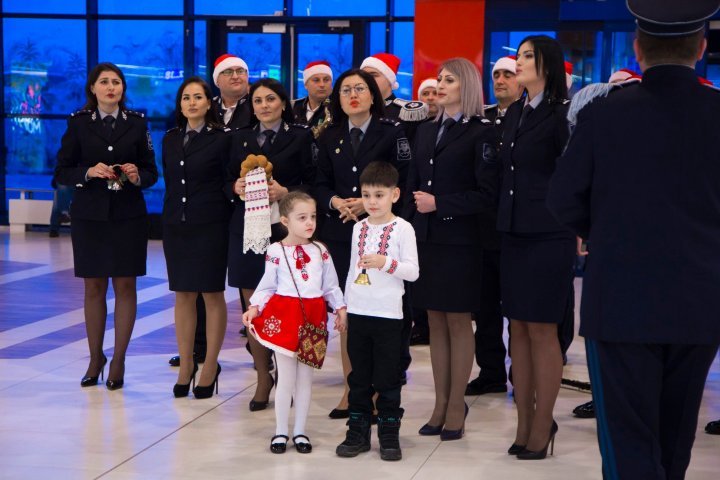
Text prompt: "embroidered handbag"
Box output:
[[281, 243, 329, 369]]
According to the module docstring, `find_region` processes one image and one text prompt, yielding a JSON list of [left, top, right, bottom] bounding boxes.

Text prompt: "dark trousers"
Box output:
[[193, 294, 207, 356], [399, 288, 413, 373], [347, 313, 404, 417], [558, 281, 575, 355], [586, 338, 718, 480], [473, 249, 507, 383]]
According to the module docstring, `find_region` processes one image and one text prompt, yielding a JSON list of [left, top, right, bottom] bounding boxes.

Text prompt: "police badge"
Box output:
[[397, 138, 411, 160]]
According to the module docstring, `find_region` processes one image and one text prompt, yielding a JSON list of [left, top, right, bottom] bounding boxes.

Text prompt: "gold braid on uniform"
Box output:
[[310, 98, 332, 139]]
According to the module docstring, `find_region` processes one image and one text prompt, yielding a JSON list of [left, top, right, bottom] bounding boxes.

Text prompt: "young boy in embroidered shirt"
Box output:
[[335, 161, 419, 461]]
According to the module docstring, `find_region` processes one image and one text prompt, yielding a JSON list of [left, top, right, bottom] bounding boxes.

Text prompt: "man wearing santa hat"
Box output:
[[360, 53, 428, 125], [484, 55, 522, 134], [212, 53, 253, 129], [292, 60, 333, 136], [416, 78, 439, 120]]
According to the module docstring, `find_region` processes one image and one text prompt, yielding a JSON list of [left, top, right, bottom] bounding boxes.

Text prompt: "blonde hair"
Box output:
[[435, 58, 485, 120]]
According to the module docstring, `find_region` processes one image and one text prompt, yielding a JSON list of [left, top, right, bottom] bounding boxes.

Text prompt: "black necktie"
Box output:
[[519, 104, 534, 127], [436, 117, 455, 145], [184, 130, 197, 150], [350, 128, 363, 156], [261, 130, 275, 155], [103, 115, 115, 131]]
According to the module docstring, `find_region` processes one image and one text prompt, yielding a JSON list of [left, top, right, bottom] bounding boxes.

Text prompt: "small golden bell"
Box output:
[[354, 268, 371, 285]]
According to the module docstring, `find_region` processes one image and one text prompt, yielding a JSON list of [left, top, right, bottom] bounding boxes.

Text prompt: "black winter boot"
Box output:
[[377, 415, 402, 461], [336, 412, 371, 457]]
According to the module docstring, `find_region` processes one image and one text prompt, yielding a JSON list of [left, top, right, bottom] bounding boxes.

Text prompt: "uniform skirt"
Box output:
[[163, 221, 228, 292], [249, 294, 328, 357], [227, 223, 285, 290], [71, 216, 148, 278], [412, 242, 483, 312], [500, 231, 575, 324]]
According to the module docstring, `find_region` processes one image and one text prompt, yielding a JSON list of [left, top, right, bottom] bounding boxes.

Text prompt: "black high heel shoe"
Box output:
[[173, 362, 199, 398], [105, 359, 124, 390], [440, 403, 469, 441], [507, 443, 527, 455], [249, 371, 276, 411], [418, 423, 443, 436], [517, 420, 558, 460], [193, 363, 221, 399], [81, 355, 107, 387]]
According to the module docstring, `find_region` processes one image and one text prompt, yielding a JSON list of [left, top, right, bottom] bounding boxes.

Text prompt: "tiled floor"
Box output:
[[0, 228, 718, 479]]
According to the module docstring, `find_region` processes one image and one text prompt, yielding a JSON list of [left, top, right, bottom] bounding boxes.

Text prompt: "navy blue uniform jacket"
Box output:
[[162, 125, 232, 225], [403, 116, 500, 245], [54, 109, 158, 221], [547, 65, 720, 345]]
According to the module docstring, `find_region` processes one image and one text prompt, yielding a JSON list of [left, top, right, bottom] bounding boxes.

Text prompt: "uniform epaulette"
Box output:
[[561, 99, 570, 105], [125, 109, 145, 118], [379, 117, 402, 127], [392, 97, 409, 107], [484, 104, 498, 111], [70, 109, 93, 117], [290, 123, 310, 129], [461, 115, 491, 125], [398, 100, 428, 122], [166, 127, 180, 134]]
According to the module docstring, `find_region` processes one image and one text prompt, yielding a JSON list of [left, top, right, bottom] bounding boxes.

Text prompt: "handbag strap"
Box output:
[[280, 243, 309, 324]]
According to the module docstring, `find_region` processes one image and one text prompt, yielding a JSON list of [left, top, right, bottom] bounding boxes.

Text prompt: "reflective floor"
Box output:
[[0, 228, 718, 479]]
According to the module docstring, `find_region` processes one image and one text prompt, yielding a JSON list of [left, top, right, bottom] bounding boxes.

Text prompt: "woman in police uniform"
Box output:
[[162, 77, 232, 399], [496, 36, 574, 459], [227, 78, 316, 410], [314, 68, 411, 417], [404, 58, 499, 441], [54, 62, 158, 390]]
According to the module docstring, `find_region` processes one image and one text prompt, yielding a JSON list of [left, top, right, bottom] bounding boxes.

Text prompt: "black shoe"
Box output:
[[329, 408, 350, 419], [293, 435, 313, 454], [439, 403, 469, 441], [105, 359, 124, 390], [377, 415, 402, 461], [81, 355, 107, 387], [336, 413, 371, 457], [706, 419, 720, 435], [572, 400, 595, 419], [168, 352, 205, 367], [418, 423, 443, 436], [173, 362, 199, 398], [193, 363, 221, 399], [49, 230, 60, 238], [508, 443, 527, 455], [270, 435, 289, 454], [517, 420, 558, 460], [239, 325, 247, 336], [409, 331, 429, 346], [465, 378, 508, 396], [249, 372, 276, 411]]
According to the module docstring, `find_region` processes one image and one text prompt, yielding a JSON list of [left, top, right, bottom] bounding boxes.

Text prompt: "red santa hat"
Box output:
[[608, 68, 641, 84], [302, 60, 333, 85], [416, 78, 438, 99], [492, 55, 517, 75], [360, 53, 401, 90], [212, 54, 249, 87], [565, 61, 574, 89]]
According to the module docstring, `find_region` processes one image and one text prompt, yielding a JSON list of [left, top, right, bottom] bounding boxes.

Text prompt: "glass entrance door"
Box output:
[[295, 33, 354, 99]]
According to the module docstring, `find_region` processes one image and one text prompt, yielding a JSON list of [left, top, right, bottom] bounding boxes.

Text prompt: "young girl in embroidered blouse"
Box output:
[[243, 191, 347, 455]]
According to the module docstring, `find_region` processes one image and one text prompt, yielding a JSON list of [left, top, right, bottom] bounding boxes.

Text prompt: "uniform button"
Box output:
[[509, 190, 514, 196], [511, 165, 514, 171], [510, 142, 514, 148], [181, 179, 185, 184], [430, 159, 433, 165], [107, 146, 113, 151], [352, 166, 357, 172], [427, 180, 432, 186], [495, 119, 501, 124], [182, 197, 187, 203], [180, 161, 184, 166], [352, 187, 357, 192]]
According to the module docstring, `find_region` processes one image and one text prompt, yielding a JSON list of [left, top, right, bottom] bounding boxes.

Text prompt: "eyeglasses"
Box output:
[[340, 84, 369, 96], [220, 68, 248, 77]]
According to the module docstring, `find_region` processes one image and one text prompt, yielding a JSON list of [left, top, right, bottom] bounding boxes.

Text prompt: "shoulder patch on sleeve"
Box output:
[[146, 130, 154, 151], [396, 137, 411, 160]]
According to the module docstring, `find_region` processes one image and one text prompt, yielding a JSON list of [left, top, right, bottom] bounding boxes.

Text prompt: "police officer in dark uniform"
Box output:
[[227, 78, 316, 411], [292, 60, 334, 138], [168, 53, 254, 368], [54, 62, 158, 389], [548, 1, 720, 476], [466, 55, 523, 396], [315, 68, 411, 418]]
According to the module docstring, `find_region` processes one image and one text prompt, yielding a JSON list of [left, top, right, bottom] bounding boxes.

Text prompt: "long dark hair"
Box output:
[[83, 62, 128, 111], [249, 78, 295, 127], [174, 76, 221, 129], [517, 35, 568, 102], [328, 68, 386, 125]]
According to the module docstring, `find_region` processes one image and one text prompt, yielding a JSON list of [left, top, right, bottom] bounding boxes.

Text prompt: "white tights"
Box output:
[[274, 353, 314, 442]]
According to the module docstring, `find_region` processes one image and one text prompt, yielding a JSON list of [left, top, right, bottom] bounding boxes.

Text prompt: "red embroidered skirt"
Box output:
[[249, 294, 328, 357]]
